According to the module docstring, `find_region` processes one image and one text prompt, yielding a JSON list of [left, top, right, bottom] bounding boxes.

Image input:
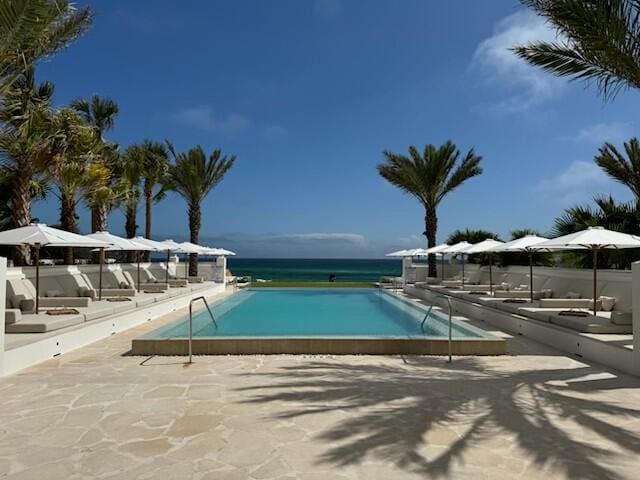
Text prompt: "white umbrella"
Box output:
[[177, 241, 208, 278], [86, 232, 154, 295], [216, 248, 236, 256], [132, 237, 174, 285], [464, 239, 504, 294], [424, 243, 450, 278], [488, 235, 550, 302], [537, 227, 640, 315], [386, 249, 412, 257], [157, 239, 193, 283], [0, 224, 110, 312], [441, 241, 473, 288]]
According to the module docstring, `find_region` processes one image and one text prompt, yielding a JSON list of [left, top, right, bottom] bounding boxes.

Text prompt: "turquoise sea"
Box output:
[[226, 258, 402, 282]]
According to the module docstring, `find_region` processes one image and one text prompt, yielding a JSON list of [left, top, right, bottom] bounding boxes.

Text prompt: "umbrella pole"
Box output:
[[137, 251, 141, 292], [165, 251, 170, 285], [489, 253, 493, 296], [529, 250, 533, 303], [593, 248, 598, 316], [98, 247, 104, 301], [461, 255, 465, 290], [441, 254, 445, 279], [35, 243, 40, 314], [185, 255, 188, 279]]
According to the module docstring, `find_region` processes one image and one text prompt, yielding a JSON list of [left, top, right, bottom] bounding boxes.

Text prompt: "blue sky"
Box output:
[[32, 0, 640, 258]]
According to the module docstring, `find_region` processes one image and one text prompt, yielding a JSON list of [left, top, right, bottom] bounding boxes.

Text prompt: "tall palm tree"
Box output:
[[594, 137, 640, 200], [0, 0, 92, 95], [378, 141, 483, 277], [71, 95, 119, 232], [165, 142, 236, 276], [139, 140, 169, 241], [45, 108, 96, 264], [0, 68, 55, 264], [513, 0, 640, 101], [121, 145, 144, 239]]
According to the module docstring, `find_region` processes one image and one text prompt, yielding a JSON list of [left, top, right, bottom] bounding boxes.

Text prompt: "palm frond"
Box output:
[[514, 0, 640, 100]]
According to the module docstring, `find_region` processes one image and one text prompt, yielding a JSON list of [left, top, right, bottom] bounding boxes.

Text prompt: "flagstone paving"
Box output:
[[0, 296, 639, 479]]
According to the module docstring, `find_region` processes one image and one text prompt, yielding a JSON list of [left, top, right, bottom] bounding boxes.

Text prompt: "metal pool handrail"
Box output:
[[423, 294, 453, 364], [420, 305, 434, 331], [187, 296, 217, 363]]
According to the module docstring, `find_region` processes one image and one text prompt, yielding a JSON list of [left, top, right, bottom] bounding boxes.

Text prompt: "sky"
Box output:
[[31, 0, 640, 258]]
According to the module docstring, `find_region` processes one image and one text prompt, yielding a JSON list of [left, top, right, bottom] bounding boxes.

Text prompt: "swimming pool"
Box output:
[[132, 288, 505, 355]]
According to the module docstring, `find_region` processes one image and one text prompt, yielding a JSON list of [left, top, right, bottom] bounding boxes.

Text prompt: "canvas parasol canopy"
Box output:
[[0, 224, 110, 312], [488, 235, 550, 302], [86, 232, 154, 296], [441, 242, 472, 289], [536, 227, 640, 315], [463, 239, 504, 295]]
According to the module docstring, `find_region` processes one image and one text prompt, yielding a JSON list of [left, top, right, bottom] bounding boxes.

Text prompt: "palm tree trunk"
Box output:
[[144, 182, 152, 261], [125, 204, 137, 262], [90, 205, 98, 233], [60, 192, 77, 265], [188, 202, 201, 277], [95, 203, 108, 232], [425, 205, 438, 277], [11, 168, 32, 266]]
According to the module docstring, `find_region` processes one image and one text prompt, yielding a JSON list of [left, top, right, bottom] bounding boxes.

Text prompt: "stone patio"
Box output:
[[0, 297, 639, 479]]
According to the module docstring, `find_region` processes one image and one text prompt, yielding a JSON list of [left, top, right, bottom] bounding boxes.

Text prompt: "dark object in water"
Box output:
[[329, 273, 336, 282]]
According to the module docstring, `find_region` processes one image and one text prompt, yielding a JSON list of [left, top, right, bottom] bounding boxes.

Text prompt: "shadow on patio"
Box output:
[[234, 356, 640, 479]]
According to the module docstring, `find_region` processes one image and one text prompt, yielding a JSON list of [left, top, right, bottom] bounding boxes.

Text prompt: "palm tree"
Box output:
[[71, 95, 119, 232], [0, 0, 92, 95], [139, 140, 169, 241], [446, 228, 499, 245], [81, 146, 124, 233], [378, 141, 483, 277], [121, 145, 144, 239], [594, 137, 640, 199], [45, 108, 96, 264], [553, 195, 640, 268], [513, 0, 640, 101], [0, 68, 55, 264], [165, 142, 236, 276]]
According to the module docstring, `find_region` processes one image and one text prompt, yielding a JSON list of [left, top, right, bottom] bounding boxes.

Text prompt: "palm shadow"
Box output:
[[234, 356, 640, 479]]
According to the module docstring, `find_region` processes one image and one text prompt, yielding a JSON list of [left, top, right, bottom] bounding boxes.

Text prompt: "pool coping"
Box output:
[[131, 288, 507, 356]]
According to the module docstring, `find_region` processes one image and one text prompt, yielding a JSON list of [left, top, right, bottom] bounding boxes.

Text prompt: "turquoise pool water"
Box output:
[[154, 289, 487, 339]]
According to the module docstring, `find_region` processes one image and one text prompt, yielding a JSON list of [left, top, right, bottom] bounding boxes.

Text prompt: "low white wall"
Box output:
[[2, 282, 225, 376], [406, 284, 636, 376]]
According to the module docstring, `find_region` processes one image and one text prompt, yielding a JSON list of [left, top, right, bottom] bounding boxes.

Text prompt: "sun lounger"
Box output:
[[5, 311, 85, 333]]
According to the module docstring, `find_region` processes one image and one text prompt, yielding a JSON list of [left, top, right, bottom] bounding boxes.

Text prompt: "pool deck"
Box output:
[[0, 293, 639, 479]]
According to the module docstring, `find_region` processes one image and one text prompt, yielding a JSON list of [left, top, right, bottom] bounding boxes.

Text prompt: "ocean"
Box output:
[[226, 258, 402, 282]]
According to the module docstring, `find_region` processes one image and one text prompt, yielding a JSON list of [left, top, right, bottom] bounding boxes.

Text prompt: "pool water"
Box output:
[[155, 288, 486, 339]]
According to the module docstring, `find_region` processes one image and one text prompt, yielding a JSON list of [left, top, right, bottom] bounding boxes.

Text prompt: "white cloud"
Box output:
[[472, 10, 565, 113], [270, 233, 366, 245], [569, 122, 634, 145], [536, 160, 615, 205], [174, 105, 251, 136]]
